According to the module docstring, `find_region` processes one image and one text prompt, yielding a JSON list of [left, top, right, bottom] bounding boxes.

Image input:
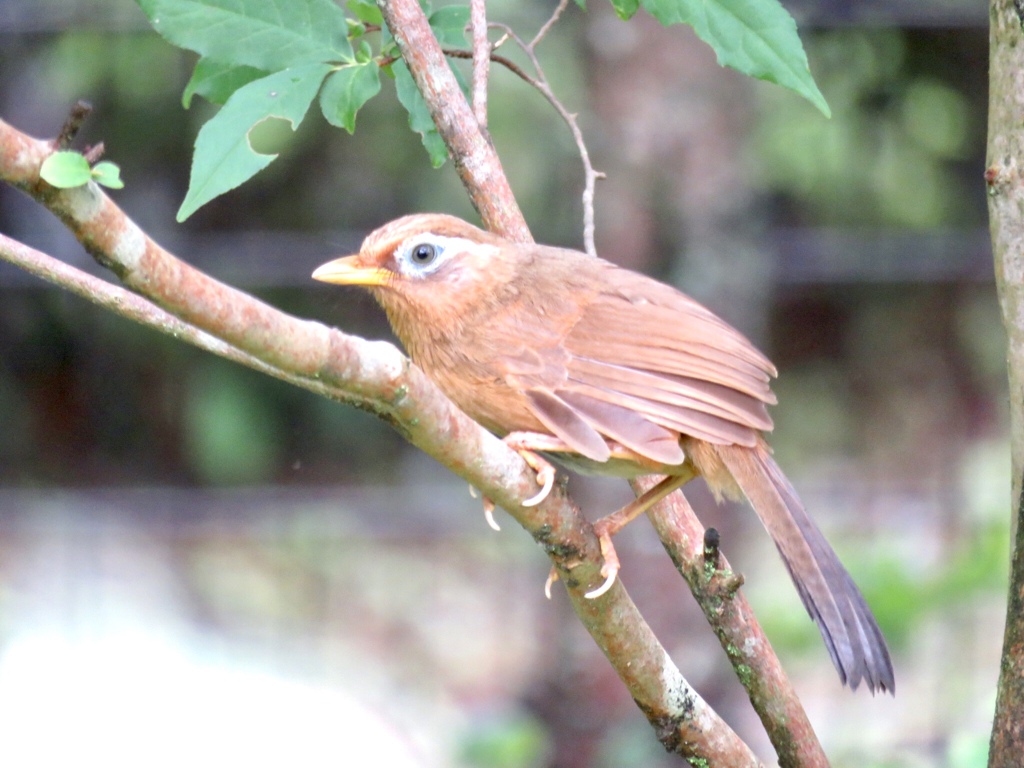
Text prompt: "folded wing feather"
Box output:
[[508, 259, 779, 465]]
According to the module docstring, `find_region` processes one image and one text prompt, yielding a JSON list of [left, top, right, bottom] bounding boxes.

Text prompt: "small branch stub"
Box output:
[[54, 100, 92, 149], [703, 526, 721, 567]]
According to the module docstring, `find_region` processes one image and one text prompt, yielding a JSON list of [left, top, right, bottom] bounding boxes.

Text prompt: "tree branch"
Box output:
[[377, 0, 530, 242], [636, 477, 830, 768], [489, 6, 605, 257], [470, 0, 489, 128], [0, 112, 758, 766]]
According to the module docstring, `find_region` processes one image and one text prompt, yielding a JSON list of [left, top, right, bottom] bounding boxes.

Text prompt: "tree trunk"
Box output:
[[987, 2, 1024, 763]]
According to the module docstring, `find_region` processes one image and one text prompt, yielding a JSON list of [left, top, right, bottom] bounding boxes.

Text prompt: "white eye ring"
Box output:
[[409, 242, 438, 266], [396, 233, 450, 277], [394, 233, 497, 278]]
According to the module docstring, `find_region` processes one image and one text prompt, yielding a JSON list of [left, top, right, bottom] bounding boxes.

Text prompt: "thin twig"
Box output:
[[0, 233, 340, 405], [82, 142, 105, 164], [443, 48, 533, 85], [470, 0, 490, 129], [488, 18, 604, 257], [531, 0, 570, 49]]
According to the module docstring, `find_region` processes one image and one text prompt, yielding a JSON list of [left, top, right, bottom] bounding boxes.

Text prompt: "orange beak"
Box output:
[[312, 255, 390, 287]]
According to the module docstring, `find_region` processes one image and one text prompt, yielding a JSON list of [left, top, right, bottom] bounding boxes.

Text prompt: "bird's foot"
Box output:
[[470, 432, 561, 529], [583, 473, 696, 599], [502, 432, 558, 506], [468, 484, 504, 531], [544, 566, 559, 599], [482, 496, 501, 531], [584, 518, 622, 599]]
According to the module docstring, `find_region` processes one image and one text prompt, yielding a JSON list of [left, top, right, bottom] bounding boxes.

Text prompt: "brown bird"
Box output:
[[313, 213, 894, 694]]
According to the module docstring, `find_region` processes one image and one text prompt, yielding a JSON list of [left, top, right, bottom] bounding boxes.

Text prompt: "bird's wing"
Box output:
[[499, 259, 778, 465]]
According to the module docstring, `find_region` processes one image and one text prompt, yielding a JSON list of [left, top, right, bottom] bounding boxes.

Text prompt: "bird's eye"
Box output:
[[410, 243, 437, 265]]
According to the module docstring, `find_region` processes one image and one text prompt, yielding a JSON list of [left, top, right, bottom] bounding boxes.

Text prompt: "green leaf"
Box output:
[[319, 62, 381, 132], [392, 60, 447, 168], [177, 62, 332, 221], [355, 39, 373, 63], [347, 0, 382, 25], [137, 0, 353, 71], [428, 5, 469, 47], [640, 0, 829, 117], [40, 151, 92, 188], [91, 161, 125, 189], [610, 0, 639, 19], [183, 57, 270, 108]]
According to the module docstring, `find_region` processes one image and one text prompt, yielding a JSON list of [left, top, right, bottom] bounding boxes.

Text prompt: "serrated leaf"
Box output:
[[347, 0, 382, 25], [610, 0, 639, 19], [137, 0, 353, 71], [183, 57, 269, 107], [319, 62, 381, 133], [428, 5, 469, 47], [91, 161, 125, 189], [40, 151, 92, 188], [641, 0, 829, 117], [392, 61, 447, 168], [177, 62, 332, 221]]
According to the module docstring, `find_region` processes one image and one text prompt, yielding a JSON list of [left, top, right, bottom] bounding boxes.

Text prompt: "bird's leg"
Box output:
[[502, 432, 560, 506], [501, 431, 576, 595], [585, 470, 696, 599], [472, 432, 563, 532]]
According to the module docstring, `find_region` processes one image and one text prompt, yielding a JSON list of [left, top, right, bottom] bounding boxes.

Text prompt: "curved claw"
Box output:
[[544, 567, 559, 600], [522, 464, 555, 507], [483, 498, 501, 532], [584, 567, 618, 599], [585, 530, 621, 599]]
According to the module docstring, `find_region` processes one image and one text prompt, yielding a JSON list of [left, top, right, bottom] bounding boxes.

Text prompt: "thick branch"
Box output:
[[636, 477, 830, 768], [987, 2, 1024, 764], [376, 0, 530, 242], [0, 114, 757, 766]]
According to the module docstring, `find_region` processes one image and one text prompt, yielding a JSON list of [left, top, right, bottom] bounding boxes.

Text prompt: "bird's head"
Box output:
[[312, 213, 521, 348]]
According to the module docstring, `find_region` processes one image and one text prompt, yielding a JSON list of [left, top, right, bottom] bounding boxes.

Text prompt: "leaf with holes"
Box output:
[[177, 62, 332, 221]]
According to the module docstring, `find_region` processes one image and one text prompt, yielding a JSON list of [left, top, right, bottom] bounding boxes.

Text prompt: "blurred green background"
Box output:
[[0, 1, 1006, 766]]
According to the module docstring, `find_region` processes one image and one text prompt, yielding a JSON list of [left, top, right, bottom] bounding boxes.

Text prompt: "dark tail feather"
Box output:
[[717, 444, 895, 694]]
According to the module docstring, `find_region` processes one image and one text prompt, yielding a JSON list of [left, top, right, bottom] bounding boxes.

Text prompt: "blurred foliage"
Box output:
[[457, 711, 551, 768], [183, 361, 283, 484], [754, 28, 983, 228]]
